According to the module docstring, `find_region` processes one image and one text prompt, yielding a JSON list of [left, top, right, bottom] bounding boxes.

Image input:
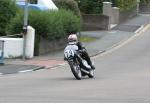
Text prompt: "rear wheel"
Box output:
[[81, 72, 86, 76]]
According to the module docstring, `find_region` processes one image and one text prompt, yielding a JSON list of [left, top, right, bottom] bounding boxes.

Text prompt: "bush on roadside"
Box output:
[[0, 0, 18, 36], [76, 0, 103, 14], [29, 0, 38, 4], [53, 0, 81, 16], [7, 9, 81, 39], [76, 0, 137, 14], [140, 0, 150, 4], [7, 9, 81, 55], [114, 0, 137, 11]]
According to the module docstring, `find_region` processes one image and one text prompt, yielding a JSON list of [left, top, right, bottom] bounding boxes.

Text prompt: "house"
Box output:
[[16, 0, 58, 10]]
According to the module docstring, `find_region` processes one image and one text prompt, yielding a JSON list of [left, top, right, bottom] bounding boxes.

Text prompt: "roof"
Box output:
[[16, 3, 49, 10]]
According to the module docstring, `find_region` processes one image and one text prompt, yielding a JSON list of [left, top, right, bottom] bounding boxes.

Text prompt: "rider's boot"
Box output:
[[90, 64, 95, 70]]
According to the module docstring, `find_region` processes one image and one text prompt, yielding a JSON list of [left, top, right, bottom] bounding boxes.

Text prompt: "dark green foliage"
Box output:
[[0, 0, 18, 36], [60, 10, 81, 35], [7, 9, 81, 39], [7, 9, 81, 55], [29, 0, 37, 4], [114, 0, 137, 11], [53, 0, 81, 16], [77, 0, 103, 14], [6, 11, 24, 35], [140, 0, 150, 4], [75, 0, 137, 14]]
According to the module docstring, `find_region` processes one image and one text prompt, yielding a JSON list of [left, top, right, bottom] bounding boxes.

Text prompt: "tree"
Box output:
[[29, 0, 37, 4], [77, 0, 103, 14], [140, 0, 150, 4], [0, 0, 18, 36]]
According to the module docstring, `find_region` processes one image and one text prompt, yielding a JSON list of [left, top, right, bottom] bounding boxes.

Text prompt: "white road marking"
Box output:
[[18, 70, 33, 73], [94, 24, 150, 58], [135, 25, 144, 34]]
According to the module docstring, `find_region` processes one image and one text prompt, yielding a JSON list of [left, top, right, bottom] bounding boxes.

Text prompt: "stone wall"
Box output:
[[139, 4, 150, 14], [119, 8, 137, 23], [39, 37, 67, 55], [82, 14, 109, 31]]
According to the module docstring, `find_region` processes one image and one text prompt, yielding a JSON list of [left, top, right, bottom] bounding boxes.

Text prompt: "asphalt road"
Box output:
[[0, 25, 150, 103]]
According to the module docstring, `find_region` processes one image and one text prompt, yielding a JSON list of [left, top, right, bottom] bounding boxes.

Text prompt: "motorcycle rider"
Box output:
[[65, 34, 95, 70]]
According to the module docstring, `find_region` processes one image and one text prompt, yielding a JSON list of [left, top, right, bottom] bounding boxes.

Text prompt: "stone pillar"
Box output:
[[136, 0, 140, 15], [103, 2, 112, 29], [112, 7, 120, 24], [25, 26, 35, 58]]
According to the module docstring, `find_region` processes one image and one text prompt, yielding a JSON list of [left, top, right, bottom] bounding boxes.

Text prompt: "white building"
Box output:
[[16, 0, 58, 10], [38, 0, 58, 10]]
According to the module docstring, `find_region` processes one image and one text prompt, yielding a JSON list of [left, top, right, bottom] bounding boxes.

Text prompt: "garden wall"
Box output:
[[82, 14, 109, 31], [0, 38, 23, 58], [39, 37, 67, 55], [139, 4, 150, 13], [0, 26, 35, 58], [119, 8, 137, 23]]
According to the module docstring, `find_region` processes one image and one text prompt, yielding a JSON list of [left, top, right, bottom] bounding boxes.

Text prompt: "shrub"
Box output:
[[0, 0, 18, 36], [7, 9, 81, 39], [77, 0, 103, 14], [60, 10, 81, 35], [7, 9, 81, 55], [53, 0, 81, 16], [114, 0, 137, 11], [140, 0, 150, 4], [76, 0, 137, 14], [29, 0, 37, 4], [6, 11, 24, 35]]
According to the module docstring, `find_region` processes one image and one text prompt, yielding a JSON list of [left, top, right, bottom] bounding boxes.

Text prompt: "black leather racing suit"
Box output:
[[77, 42, 94, 69]]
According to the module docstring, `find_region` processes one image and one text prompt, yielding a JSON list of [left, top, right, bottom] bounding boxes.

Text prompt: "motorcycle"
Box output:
[[64, 44, 95, 80]]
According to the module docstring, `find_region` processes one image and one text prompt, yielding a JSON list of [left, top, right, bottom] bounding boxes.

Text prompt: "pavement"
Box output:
[[1, 14, 150, 75]]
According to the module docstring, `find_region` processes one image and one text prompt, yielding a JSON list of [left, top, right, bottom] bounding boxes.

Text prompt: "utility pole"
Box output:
[[22, 0, 28, 60]]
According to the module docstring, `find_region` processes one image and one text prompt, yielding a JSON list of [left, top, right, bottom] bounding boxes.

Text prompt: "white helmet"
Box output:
[[68, 34, 78, 42]]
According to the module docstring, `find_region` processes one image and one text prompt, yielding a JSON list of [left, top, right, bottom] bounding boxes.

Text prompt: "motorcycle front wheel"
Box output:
[[88, 69, 94, 78], [69, 61, 82, 80]]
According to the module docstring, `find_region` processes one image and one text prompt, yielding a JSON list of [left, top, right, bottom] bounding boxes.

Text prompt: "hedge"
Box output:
[[76, 0, 137, 14], [0, 0, 18, 36], [140, 0, 150, 4], [53, 0, 81, 16], [7, 9, 81, 55], [76, 0, 103, 14], [114, 0, 137, 11], [29, 0, 37, 4], [7, 9, 81, 39]]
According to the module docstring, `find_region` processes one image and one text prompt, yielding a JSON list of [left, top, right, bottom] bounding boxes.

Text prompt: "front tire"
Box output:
[[69, 61, 82, 80], [88, 69, 94, 78]]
